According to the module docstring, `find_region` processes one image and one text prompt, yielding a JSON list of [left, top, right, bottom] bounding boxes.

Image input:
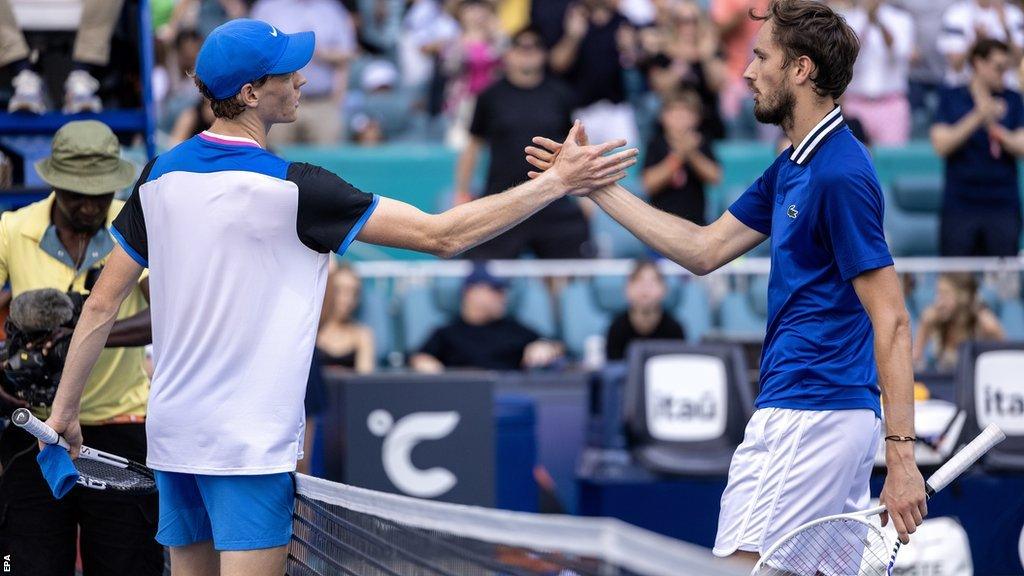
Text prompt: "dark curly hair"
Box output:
[[190, 72, 271, 120], [752, 0, 860, 101]]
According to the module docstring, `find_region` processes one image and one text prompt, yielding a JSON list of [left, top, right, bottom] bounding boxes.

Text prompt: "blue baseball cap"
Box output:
[[195, 19, 315, 100], [463, 263, 508, 292]]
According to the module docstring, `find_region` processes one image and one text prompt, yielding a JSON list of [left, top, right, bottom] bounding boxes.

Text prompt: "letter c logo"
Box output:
[[368, 410, 460, 498]]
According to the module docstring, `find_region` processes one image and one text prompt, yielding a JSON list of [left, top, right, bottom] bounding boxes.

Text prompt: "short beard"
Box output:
[[753, 86, 797, 129]]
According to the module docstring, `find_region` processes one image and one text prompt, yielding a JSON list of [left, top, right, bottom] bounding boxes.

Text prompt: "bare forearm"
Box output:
[[550, 36, 581, 73], [688, 151, 722, 185], [931, 111, 984, 156], [435, 173, 564, 257], [50, 299, 122, 418], [590, 184, 714, 274], [642, 155, 682, 196], [876, 312, 916, 436], [105, 308, 152, 347]]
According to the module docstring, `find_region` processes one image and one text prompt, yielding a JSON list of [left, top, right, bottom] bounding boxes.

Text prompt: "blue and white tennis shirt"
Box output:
[[728, 107, 893, 417], [112, 131, 378, 474]]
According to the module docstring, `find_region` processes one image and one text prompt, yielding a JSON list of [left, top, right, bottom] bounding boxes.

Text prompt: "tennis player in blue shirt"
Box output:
[[526, 0, 927, 563]]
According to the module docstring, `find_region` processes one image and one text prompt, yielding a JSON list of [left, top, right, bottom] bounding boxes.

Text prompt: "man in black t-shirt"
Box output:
[[455, 26, 591, 259], [606, 260, 685, 361], [410, 264, 564, 371]]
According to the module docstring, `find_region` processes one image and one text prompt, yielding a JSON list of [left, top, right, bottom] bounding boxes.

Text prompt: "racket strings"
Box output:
[[74, 458, 155, 492], [755, 518, 892, 576]]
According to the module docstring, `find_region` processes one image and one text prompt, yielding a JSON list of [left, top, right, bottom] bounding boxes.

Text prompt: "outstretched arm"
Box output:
[[525, 136, 764, 274], [358, 123, 637, 258], [47, 246, 145, 456]]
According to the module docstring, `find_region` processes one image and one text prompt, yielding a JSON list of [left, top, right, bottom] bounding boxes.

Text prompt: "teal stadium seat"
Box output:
[[399, 282, 449, 353], [590, 274, 681, 313], [356, 281, 394, 365], [883, 176, 941, 256], [999, 297, 1024, 340], [719, 285, 767, 337], [674, 279, 713, 342]]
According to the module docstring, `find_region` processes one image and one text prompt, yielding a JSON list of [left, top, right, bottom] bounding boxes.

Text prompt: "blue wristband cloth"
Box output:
[[36, 444, 78, 499]]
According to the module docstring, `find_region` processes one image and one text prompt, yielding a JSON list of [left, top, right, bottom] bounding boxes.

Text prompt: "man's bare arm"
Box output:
[[853, 266, 926, 544], [105, 277, 152, 347], [47, 246, 145, 455]]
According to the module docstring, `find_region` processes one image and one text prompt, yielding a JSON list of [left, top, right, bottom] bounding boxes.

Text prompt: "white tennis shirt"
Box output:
[[112, 131, 378, 474]]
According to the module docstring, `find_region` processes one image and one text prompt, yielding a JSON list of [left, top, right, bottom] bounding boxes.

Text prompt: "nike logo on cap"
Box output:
[[269, 25, 278, 37]]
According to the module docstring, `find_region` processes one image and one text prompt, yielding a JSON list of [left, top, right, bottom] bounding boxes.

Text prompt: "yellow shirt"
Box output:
[[0, 194, 149, 424]]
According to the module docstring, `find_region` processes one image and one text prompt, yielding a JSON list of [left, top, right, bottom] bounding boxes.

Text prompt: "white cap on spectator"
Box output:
[[362, 61, 399, 92]]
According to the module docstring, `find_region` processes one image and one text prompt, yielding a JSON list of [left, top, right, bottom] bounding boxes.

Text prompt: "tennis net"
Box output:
[[288, 474, 747, 576]]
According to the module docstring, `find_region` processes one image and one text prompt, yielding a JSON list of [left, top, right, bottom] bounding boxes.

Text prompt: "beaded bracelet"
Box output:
[[884, 435, 917, 442]]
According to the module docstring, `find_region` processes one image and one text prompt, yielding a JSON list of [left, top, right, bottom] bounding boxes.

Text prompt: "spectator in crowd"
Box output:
[[711, 0, 770, 137], [931, 39, 1024, 257], [163, 0, 250, 39], [836, 0, 915, 145], [606, 259, 686, 361], [444, 0, 506, 146], [913, 273, 1005, 371], [0, 121, 160, 575], [410, 264, 564, 372], [347, 60, 417, 144], [456, 26, 590, 259], [530, 0, 573, 48], [639, 2, 726, 141], [938, 0, 1024, 86], [642, 90, 722, 225], [157, 28, 206, 134], [891, 0, 957, 135], [317, 265, 376, 373], [250, 0, 356, 144], [2, 0, 124, 113], [550, 0, 640, 147], [168, 97, 216, 145], [399, 0, 460, 93], [355, 0, 405, 56]]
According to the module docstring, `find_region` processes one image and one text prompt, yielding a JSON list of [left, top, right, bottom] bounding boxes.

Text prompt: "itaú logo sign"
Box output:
[[367, 409, 460, 498], [975, 351, 1024, 435], [645, 355, 728, 442]]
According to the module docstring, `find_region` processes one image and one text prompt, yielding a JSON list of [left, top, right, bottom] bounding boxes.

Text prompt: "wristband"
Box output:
[[884, 435, 917, 442]]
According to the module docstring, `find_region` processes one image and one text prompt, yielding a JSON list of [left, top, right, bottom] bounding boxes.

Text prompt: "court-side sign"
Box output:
[[975, 350, 1024, 435], [645, 354, 728, 442]]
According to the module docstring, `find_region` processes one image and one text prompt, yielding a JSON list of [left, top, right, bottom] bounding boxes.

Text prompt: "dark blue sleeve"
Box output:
[[727, 159, 777, 236], [288, 162, 379, 255], [1007, 91, 1024, 130], [111, 158, 155, 267], [820, 167, 894, 282]]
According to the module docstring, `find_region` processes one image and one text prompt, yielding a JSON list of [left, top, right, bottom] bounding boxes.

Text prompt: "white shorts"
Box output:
[[713, 407, 881, 557]]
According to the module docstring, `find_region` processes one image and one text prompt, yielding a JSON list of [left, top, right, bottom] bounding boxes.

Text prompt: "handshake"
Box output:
[[529, 120, 638, 197]]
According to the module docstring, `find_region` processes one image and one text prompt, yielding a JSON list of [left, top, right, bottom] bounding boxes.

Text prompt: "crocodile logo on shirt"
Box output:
[[787, 204, 799, 219]]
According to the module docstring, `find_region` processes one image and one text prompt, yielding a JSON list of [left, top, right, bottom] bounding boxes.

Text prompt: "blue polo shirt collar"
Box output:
[[789, 106, 845, 166]]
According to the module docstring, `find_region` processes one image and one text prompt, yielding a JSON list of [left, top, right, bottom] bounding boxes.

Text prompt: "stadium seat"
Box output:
[[719, 290, 766, 336], [674, 279, 712, 343], [591, 208, 648, 259], [399, 282, 449, 353], [590, 274, 682, 313], [623, 341, 755, 475], [511, 278, 557, 339], [558, 280, 612, 359], [999, 297, 1024, 340], [356, 282, 394, 366], [883, 177, 941, 256]]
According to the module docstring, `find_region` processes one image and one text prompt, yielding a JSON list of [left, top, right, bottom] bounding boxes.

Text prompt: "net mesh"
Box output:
[[753, 517, 894, 576], [286, 474, 747, 576]]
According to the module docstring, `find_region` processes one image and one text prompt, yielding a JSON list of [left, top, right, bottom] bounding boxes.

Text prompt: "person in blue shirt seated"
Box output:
[[410, 264, 564, 372], [605, 259, 685, 361], [931, 38, 1024, 257], [524, 0, 927, 562]]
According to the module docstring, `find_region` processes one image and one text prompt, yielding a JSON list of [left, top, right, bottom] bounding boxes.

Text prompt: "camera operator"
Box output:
[[0, 121, 160, 576]]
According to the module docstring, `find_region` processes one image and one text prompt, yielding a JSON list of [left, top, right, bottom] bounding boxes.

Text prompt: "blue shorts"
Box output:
[[154, 471, 294, 551]]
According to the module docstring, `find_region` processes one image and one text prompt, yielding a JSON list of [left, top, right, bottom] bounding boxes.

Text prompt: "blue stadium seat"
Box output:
[[749, 275, 769, 318], [558, 280, 612, 359], [674, 279, 712, 342], [399, 283, 449, 353], [590, 274, 681, 314], [999, 297, 1024, 340], [356, 282, 394, 365], [511, 278, 557, 339], [591, 209, 648, 259]]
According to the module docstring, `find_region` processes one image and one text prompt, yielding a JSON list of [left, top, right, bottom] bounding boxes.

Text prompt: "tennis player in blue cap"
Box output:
[[43, 17, 638, 576]]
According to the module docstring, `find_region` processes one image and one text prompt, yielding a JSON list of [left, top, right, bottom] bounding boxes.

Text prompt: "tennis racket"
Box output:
[[12, 408, 156, 495], [752, 424, 1006, 576]]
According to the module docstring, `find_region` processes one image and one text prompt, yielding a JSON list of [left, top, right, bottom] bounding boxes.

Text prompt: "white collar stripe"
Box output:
[[790, 106, 844, 165], [794, 114, 844, 165]]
